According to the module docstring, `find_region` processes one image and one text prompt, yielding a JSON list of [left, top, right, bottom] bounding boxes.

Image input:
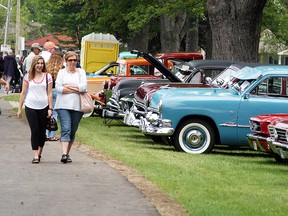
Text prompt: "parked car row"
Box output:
[[89, 50, 288, 163], [88, 51, 203, 116], [103, 51, 238, 121]]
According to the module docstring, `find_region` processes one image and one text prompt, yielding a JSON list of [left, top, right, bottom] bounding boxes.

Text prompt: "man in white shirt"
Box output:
[[24, 43, 42, 74], [41, 41, 58, 62]]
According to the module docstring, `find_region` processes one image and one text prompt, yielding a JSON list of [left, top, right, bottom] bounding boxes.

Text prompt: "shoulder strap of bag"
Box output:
[[77, 69, 85, 93], [46, 73, 48, 94]]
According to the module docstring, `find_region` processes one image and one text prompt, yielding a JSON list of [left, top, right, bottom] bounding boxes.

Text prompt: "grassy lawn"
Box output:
[[3, 93, 21, 102], [3, 94, 288, 216], [78, 116, 288, 216]]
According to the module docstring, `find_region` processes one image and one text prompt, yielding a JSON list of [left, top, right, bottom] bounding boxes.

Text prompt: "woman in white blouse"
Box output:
[[54, 51, 87, 163], [18, 55, 53, 163]]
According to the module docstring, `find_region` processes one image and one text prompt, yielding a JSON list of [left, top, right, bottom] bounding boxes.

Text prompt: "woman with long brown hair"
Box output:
[[17, 55, 53, 163], [45, 51, 64, 141]]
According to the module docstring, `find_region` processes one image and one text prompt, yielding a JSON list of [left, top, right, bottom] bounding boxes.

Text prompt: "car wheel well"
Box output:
[[177, 115, 220, 144]]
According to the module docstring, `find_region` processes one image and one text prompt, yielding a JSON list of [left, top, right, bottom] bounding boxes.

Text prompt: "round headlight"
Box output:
[[249, 121, 258, 131]]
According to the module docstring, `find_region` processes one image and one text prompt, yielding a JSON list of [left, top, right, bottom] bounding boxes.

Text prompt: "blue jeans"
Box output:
[[56, 109, 83, 142], [46, 88, 58, 138]]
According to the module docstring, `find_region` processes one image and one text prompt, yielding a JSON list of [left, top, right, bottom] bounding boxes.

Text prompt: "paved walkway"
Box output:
[[0, 91, 159, 216]]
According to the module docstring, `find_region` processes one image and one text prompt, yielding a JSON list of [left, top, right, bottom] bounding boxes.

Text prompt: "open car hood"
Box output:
[[131, 50, 181, 82]]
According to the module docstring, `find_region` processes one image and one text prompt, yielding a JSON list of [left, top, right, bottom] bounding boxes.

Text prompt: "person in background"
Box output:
[[24, 43, 42, 74], [45, 51, 64, 141], [0, 52, 4, 78], [3, 49, 20, 91], [76, 52, 81, 68], [54, 51, 87, 163], [17, 55, 53, 164], [41, 41, 58, 62], [0, 77, 10, 92]]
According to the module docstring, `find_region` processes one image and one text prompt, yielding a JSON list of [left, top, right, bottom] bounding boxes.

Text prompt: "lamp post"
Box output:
[[1, 0, 12, 47], [15, 0, 21, 55]]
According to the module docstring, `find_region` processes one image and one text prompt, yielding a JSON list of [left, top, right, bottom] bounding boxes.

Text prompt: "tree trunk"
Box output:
[[127, 26, 149, 53], [207, 0, 267, 62], [199, 12, 212, 59], [183, 17, 199, 52], [160, 13, 187, 52]]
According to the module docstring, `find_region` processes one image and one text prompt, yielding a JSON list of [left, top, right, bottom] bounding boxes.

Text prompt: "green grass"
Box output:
[[3, 93, 21, 102], [77, 117, 288, 216], [3, 94, 288, 215]]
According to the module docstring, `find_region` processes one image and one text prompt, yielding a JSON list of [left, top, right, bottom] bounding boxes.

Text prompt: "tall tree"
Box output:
[[207, 0, 267, 62], [79, 0, 157, 52], [155, 0, 205, 52]]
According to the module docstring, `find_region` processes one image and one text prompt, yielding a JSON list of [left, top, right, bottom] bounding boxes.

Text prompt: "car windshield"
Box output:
[[211, 65, 262, 89], [175, 63, 197, 82], [92, 64, 118, 76], [228, 79, 256, 92], [210, 65, 241, 88]]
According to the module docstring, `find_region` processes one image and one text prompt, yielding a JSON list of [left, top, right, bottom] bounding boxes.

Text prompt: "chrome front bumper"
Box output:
[[247, 134, 270, 152], [123, 110, 140, 127], [267, 138, 288, 160], [139, 116, 174, 136], [123, 105, 147, 127]]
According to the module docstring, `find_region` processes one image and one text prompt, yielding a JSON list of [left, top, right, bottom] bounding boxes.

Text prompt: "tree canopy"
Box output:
[[1, 0, 287, 61]]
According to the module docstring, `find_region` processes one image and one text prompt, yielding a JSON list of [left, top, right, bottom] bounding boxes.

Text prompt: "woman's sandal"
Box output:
[[32, 158, 39, 164], [48, 137, 58, 141]]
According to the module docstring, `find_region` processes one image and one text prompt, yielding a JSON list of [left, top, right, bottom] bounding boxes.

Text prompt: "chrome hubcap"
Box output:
[[187, 130, 203, 147]]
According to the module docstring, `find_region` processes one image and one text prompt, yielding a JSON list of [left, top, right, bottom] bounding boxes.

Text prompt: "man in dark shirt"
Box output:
[[0, 52, 4, 78]]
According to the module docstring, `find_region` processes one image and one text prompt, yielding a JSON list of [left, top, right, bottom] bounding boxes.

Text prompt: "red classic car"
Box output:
[[247, 114, 288, 153], [267, 118, 288, 162]]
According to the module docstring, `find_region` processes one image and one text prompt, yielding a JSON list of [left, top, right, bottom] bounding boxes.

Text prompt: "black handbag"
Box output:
[[47, 117, 58, 131]]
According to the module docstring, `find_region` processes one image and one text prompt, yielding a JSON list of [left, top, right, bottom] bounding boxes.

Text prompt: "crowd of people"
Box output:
[[1, 41, 87, 164]]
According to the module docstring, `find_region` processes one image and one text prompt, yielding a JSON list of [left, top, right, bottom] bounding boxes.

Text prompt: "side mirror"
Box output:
[[244, 93, 250, 100]]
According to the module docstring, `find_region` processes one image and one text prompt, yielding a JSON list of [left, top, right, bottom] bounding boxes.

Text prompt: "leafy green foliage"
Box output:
[[263, 0, 288, 45], [2, 0, 287, 55], [18, 0, 205, 50]]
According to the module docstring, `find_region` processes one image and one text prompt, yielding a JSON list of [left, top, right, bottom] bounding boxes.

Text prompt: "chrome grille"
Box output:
[[268, 125, 287, 142], [275, 128, 287, 142]]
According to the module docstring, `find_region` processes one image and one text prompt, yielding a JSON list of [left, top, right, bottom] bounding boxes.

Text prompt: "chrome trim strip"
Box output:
[[219, 122, 249, 128]]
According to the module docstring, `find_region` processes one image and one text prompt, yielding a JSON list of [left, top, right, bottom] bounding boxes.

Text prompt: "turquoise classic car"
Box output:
[[139, 65, 288, 154]]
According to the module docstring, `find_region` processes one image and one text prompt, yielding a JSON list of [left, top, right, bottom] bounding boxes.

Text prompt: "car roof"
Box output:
[[155, 52, 203, 60], [234, 65, 288, 79], [187, 60, 242, 69], [255, 65, 288, 75]]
